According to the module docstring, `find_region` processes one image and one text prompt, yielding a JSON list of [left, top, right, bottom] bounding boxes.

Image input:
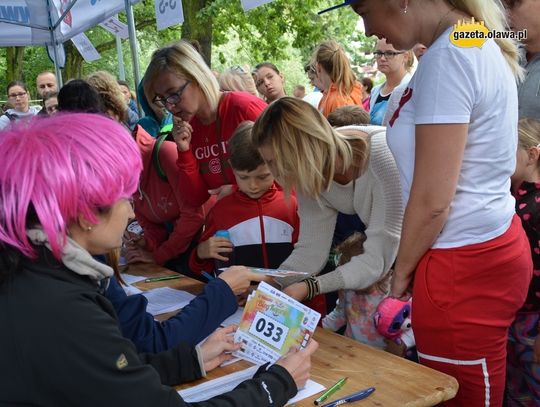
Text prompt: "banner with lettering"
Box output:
[[99, 15, 129, 39], [0, 0, 141, 46], [71, 32, 101, 62], [154, 0, 184, 31]]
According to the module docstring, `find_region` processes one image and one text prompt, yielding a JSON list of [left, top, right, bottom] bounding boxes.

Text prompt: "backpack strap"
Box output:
[[152, 132, 169, 182], [3, 112, 16, 122]]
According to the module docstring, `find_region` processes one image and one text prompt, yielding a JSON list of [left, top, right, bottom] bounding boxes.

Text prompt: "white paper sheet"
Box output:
[[120, 273, 146, 285], [178, 365, 325, 405], [142, 287, 195, 316], [220, 307, 244, 327], [122, 284, 143, 296]]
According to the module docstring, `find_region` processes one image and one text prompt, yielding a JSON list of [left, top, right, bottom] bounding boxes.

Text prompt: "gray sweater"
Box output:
[[518, 51, 540, 120], [279, 126, 403, 294]]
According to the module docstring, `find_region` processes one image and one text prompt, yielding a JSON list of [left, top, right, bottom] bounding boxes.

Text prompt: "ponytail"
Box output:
[[315, 40, 359, 96]]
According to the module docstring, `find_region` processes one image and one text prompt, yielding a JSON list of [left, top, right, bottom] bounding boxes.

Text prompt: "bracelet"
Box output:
[[304, 276, 320, 301]]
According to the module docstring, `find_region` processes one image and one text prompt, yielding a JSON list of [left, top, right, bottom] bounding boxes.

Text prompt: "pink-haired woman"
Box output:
[[0, 113, 316, 406]]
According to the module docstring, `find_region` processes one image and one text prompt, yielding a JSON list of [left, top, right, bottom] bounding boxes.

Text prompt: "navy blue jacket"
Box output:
[[106, 276, 238, 353]]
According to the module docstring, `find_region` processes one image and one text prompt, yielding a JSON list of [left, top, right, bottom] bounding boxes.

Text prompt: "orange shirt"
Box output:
[[318, 82, 364, 117]]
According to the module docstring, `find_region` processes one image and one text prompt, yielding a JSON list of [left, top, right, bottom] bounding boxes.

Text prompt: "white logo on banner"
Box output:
[[240, 0, 273, 11], [71, 33, 101, 62], [155, 0, 184, 31], [99, 16, 129, 39]]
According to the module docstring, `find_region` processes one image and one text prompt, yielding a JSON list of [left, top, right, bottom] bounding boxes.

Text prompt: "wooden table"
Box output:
[[125, 263, 458, 406]]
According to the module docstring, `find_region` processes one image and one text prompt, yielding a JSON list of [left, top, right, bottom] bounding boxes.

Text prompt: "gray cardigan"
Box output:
[[279, 126, 403, 294]]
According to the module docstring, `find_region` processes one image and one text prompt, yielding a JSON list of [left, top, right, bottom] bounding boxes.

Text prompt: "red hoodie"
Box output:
[[189, 184, 299, 275], [133, 126, 210, 265], [176, 91, 267, 207]]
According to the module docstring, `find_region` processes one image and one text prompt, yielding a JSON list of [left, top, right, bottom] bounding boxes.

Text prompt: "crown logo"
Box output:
[[450, 17, 489, 48]]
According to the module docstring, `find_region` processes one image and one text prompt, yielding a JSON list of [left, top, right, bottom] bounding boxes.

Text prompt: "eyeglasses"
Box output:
[[373, 51, 405, 59], [153, 81, 190, 108], [8, 92, 27, 99]]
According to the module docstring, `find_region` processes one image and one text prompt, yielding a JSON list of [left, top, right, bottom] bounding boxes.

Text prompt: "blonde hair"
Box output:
[[448, 0, 523, 79], [218, 66, 258, 96], [314, 40, 360, 97], [518, 118, 540, 151], [143, 40, 221, 113], [251, 97, 368, 198], [86, 71, 128, 122]]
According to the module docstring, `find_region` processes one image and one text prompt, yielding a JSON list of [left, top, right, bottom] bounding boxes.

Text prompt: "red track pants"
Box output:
[[412, 216, 532, 406]]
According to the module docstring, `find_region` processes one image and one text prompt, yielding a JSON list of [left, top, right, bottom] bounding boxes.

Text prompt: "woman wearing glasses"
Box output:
[[144, 41, 267, 207], [369, 39, 413, 125], [0, 81, 41, 130], [313, 40, 364, 117], [0, 113, 317, 406]]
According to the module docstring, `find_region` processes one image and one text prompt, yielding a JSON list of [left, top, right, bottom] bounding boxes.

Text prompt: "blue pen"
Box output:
[[201, 271, 215, 281], [320, 387, 375, 407]]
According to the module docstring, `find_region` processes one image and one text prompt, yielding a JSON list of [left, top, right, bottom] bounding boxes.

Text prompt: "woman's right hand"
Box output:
[[171, 117, 193, 152], [276, 340, 318, 390], [218, 266, 272, 295]]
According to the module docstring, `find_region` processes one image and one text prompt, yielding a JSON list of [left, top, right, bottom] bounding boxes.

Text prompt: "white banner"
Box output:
[[0, 0, 141, 46], [99, 15, 129, 39], [71, 32, 101, 62], [240, 0, 274, 11], [46, 42, 66, 68], [154, 0, 183, 31]]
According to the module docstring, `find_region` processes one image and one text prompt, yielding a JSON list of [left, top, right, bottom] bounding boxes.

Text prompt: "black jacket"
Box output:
[[0, 248, 297, 406]]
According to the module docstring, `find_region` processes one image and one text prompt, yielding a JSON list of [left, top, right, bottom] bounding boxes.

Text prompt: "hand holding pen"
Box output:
[[320, 387, 375, 407]]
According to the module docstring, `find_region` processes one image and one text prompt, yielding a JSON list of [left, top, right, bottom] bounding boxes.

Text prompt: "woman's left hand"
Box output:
[[283, 281, 309, 301], [200, 325, 241, 372], [390, 269, 413, 301]]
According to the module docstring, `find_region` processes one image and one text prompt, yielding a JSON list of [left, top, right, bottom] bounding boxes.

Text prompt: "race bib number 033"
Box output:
[[248, 311, 289, 350]]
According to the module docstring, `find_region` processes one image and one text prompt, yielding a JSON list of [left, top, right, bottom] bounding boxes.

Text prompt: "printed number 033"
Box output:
[[248, 311, 289, 350]]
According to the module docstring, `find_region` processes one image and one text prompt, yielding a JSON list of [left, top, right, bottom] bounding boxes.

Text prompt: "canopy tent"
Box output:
[[0, 0, 142, 87]]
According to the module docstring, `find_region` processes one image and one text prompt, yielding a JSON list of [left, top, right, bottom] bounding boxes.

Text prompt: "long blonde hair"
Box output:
[[143, 40, 221, 113], [448, 0, 523, 79], [251, 97, 368, 198], [518, 118, 540, 151], [314, 40, 360, 97]]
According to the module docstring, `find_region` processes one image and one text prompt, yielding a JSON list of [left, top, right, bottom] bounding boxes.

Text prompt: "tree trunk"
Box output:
[[6, 47, 25, 83], [181, 0, 213, 66], [63, 42, 84, 81]]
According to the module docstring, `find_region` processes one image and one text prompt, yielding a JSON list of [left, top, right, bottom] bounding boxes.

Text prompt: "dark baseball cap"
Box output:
[[318, 0, 357, 15]]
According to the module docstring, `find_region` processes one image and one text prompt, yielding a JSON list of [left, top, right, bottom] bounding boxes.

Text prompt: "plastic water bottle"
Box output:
[[214, 229, 235, 272]]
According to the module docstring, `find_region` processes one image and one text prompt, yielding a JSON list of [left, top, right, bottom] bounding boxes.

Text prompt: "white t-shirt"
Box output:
[[387, 27, 517, 248]]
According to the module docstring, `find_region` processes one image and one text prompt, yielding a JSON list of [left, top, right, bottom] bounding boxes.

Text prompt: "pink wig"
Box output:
[[0, 113, 142, 259]]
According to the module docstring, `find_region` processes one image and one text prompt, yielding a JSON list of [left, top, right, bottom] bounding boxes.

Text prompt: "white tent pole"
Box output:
[[124, 1, 141, 98], [46, 0, 63, 87], [116, 36, 126, 80]]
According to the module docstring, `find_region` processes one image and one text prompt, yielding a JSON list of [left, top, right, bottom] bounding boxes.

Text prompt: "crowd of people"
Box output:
[[1, 0, 540, 406]]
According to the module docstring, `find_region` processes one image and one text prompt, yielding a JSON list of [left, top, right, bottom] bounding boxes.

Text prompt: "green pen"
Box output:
[[314, 377, 348, 405], [144, 275, 182, 283]]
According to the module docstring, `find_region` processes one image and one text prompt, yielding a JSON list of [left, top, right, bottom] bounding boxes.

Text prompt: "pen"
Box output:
[[201, 271, 215, 281], [314, 377, 348, 405], [144, 275, 182, 283], [320, 387, 375, 407]]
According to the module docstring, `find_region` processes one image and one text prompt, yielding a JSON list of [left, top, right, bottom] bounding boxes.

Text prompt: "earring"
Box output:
[[403, 5, 408, 14], [86, 226, 93, 232]]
